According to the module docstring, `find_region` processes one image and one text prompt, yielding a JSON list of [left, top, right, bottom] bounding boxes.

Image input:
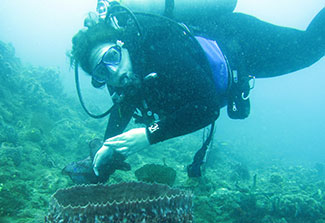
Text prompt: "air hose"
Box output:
[[75, 4, 206, 119], [74, 62, 117, 119]]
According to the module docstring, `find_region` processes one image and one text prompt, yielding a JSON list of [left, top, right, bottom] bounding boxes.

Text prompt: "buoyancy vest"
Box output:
[[195, 36, 229, 104]]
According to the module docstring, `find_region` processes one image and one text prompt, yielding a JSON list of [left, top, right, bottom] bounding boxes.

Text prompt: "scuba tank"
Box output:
[[97, 0, 237, 24]]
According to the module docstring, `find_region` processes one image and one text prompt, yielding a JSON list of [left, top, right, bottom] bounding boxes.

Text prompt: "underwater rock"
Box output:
[[0, 41, 15, 58], [0, 41, 20, 77], [45, 182, 193, 223], [0, 133, 5, 143], [261, 215, 288, 223], [230, 162, 250, 182], [2, 61, 13, 75], [0, 142, 22, 166], [135, 163, 177, 186], [0, 104, 14, 124], [6, 126, 18, 144], [0, 125, 18, 144], [273, 194, 322, 220], [269, 173, 283, 184], [25, 128, 42, 142]]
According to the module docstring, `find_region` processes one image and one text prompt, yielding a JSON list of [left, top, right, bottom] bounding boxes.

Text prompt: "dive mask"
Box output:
[[91, 41, 123, 84]]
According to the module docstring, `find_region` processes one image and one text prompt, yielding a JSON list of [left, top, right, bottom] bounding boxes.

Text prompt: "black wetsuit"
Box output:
[[195, 9, 325, 78], [104, 14, 221, 143], [104, 8, 325, 143]]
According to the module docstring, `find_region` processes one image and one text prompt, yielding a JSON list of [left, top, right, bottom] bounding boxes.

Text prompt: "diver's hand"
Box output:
[[104, 128, 150, 156], [92, 144, 114, 176], [92, 128, 149, 176]]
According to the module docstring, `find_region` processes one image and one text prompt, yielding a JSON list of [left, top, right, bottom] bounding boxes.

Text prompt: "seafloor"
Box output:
[[1, 41, 325, 223]]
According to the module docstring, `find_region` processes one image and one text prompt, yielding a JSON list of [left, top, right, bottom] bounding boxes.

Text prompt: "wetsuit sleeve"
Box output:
[[104, 102, 135, 140], [146, 98, 219, 144]]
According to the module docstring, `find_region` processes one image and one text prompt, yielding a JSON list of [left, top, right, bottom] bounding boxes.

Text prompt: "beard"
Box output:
[[115, 72, 142, 101]]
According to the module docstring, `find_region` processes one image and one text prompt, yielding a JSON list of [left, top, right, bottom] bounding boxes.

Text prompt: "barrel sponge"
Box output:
[[45, 182, 193, 222]]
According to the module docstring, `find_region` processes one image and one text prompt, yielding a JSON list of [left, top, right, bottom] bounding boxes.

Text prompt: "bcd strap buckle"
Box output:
[[227, 71, 255, 119]]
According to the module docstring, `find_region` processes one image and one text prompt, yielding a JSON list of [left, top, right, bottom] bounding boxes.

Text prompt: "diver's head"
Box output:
[[70, 21, 137, 88], [89, 40, 133, 88]]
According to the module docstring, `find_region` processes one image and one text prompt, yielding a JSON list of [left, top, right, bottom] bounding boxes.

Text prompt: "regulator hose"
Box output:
[[74, 63, 116, 119]]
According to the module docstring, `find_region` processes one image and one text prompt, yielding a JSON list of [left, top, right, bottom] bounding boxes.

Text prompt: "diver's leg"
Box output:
[[206, 8, 325, 78], [307, 8, 325, 41]]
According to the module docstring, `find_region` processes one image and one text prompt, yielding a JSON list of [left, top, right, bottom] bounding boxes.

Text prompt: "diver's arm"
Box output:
[[92, 101, 136, 177], [103, 101, 136, 140], [146, 98, 220, 144]]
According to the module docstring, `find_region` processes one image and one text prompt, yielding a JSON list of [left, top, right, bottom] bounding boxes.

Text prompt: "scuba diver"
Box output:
[[64, 0, 325, 184]]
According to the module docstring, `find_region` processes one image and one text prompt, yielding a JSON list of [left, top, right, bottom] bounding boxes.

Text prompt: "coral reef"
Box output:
[[0, 40, 101, 222], [45, 182, 193, 223]]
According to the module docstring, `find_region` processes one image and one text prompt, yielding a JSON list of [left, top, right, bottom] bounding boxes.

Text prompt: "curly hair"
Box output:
[[70, 21, 122, 74]]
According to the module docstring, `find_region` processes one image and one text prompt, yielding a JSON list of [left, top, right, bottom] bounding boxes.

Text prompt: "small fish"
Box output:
[[62, 138, 131, 184], [62, 157, 98, 184], [89, 138, 103, 159]]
